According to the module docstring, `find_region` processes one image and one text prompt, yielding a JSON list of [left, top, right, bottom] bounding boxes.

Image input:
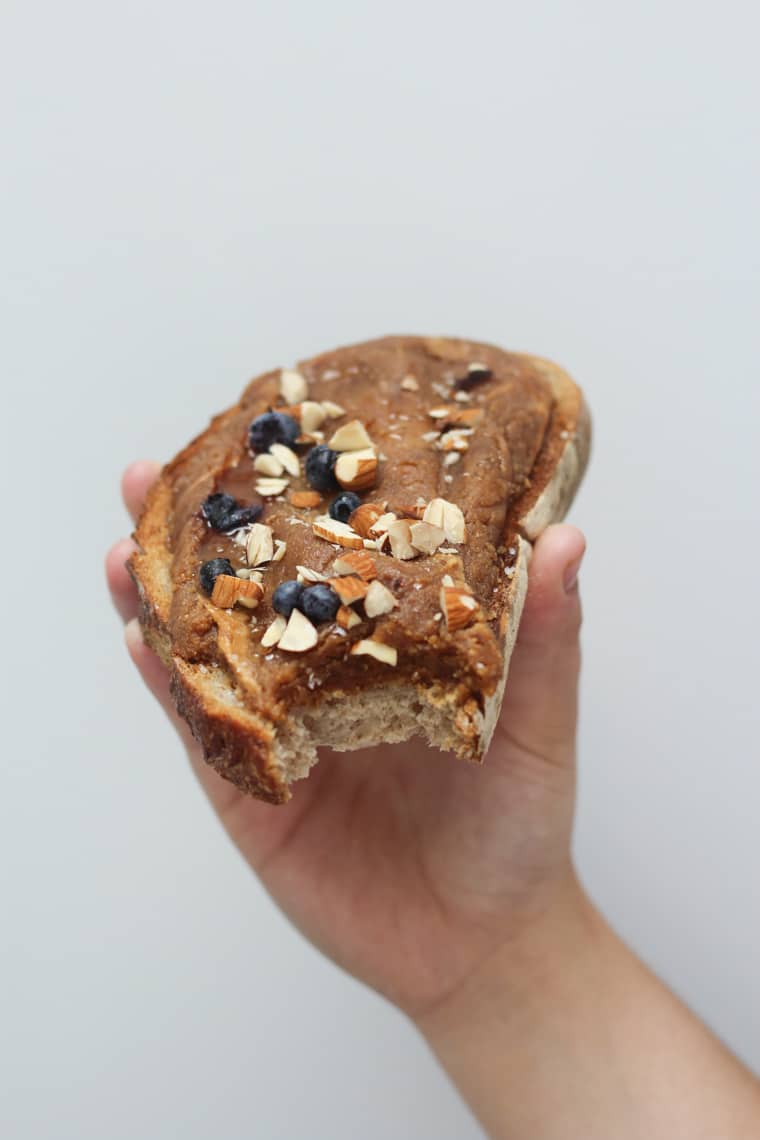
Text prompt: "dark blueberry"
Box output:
[[248, 410, 300, 453], [201, 493, 262, 532], [329, 491, 362, 524], [272, 579, 304, 618], [300, 583, 341, 624], [305, 444, 339, 492], [455, 365, 492, 391], [199, 558, 235, 595]]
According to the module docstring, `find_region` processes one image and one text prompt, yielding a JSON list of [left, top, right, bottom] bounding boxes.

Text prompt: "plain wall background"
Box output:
[[2, 1, 758, 1137]]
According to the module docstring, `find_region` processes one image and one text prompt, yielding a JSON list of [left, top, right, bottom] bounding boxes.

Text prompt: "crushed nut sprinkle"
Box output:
[[312, 515, 364, 549], [289, 490, 323, 508], [441, 585, 480, 631], [269, 442, 300, 476], [332, 549, 377, 579], [277, 608, 319, 652], [253, 453, 285, 476], [363, 580, 397, 617], [280, 368, 308, 404], [334, 448, 378, 491], [326, 575, 370, 606], [255, 476, 289, 497], [350, 638, 398, 666], [211, 574, 263, 610], [328, 419, 374, 451], [246, 523, 274, 567]]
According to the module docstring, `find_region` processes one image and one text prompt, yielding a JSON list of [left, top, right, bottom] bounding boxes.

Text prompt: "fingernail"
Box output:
[[563, 555, 583, 594], [124, 617, 144, 649]]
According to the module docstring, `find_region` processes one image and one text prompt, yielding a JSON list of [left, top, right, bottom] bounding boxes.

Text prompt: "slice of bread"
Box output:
[[129, 336, 590, 803]]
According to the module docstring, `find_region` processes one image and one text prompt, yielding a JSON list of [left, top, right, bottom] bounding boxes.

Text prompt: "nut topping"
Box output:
[[280, 369, 308, 404], [350, 638, 398, 666], [325, 575, 370, 605], [246, 523, 275, 567], [296, 565, 328, 583], [409, 520, 445, 554], [269, 442, 301, 477], [441, 585, 480, 631], [277, 607, 319, 653], [386, 518, 419, 560], [336, 604, 362, 630], [348, 502, 385, 537], [255, 477, 289, 497], [289, 490, 323, 508], [368, 511, 397, 535], [332, 549, 378, 579], [272, 539, 288, 562], [328, 419, 374, 451], [260, 614, 287, 647], [423, 498, 466, 544], [312, 515, 364, 550], [400, 374, 419, 391], [321, 400, 346, 418], [364, 580, 397, 617], [334, 448, 378, 492], [210, 574, 263, 610], [300, 401, 328, 432], [253, 453, 285, 476]]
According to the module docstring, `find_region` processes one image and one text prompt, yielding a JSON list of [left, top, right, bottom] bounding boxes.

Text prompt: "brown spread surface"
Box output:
[[162, 336, 565, 724]]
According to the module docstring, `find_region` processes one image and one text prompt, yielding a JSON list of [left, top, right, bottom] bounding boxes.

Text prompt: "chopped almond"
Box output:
[[409, 520, 445, 555], [277, 608, 318, 652], [261, 614, 287, 647], [296, 564, 328, 583], [368, 511, 397, 535], [272, 539, 288, 562], [386, 518, 419, 560], [289, 490, 322, 508], [441, 585, 480, 631], [211, 574, 263, 610], [336, 604, 362, 630], [332, 549, 377, 579], [280, 368, 308, 404], [423, 498, 466, 544], [328, 419, 373, 451], [334, 448, 378, 491], [255, 477, 289, 497], [300, 400, 327, 432], [246, 523, 274, 567], [312, 514, 364, 550], [253, 453, 284, 476], [395, 503, 427, 520], [269, 442, 300, 476], [321, 400, 346, 418], [350, 639, 398, 666], [400, 374, 419, 391], [326, 575, 370, 605], [349, 502, 386, 537], [364, 580, 397, 617]]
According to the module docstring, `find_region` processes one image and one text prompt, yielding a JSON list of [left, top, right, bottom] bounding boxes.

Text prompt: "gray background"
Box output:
[[2, 1, 758, 1137]]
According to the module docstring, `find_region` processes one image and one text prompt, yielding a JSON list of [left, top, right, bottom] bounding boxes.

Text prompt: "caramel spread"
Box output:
[[163, 336, 562, 723]]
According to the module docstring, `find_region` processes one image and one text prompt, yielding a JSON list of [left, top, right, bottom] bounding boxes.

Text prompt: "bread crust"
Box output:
[[129, 337, 590, 803]]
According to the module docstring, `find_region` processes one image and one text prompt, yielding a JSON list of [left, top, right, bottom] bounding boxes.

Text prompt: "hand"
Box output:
[[107, 460, 586, 1019]]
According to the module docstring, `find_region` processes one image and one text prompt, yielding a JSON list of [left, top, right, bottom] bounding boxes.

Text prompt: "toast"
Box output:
[[129, 335, 590, 803]]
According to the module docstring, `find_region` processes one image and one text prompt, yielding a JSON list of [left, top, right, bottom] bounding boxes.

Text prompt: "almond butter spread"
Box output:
[[161, 336, 566, 726]]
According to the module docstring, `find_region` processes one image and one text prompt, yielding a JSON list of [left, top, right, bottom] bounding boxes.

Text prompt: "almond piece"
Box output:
[[427, 406, 483, 428], [269, 443, 300, 477], [253, 453, 285, 476], [272, 539, 288, 562], [296, 431, 325, 445], [246, 522, 274, 567], [332, 549, 378, 579], [334, 449, 378, 492], [428, 406, 453, 419], [326, 575, 370, 605], [350, 638, 398, 666], [368, 511, 397, 535], [255, 477, 289, 497], [441, 585, 480, 631], [280, 368, 308, 404], [400, 374, 419, 391], [328, 419, 373, 451], [386, 518, 419, 560], [289, 490, 322, 508], [300, 400, 327, 432], [443, 452, 461, 467], [364, 580, 397, 617], [296, 565, 328, 583], [321, 400, 346, 418], [409, 520, 445, 555], [349, 502, 386, 537], [211, 574, 263, 610], [336, 604, 362, 630], [260, 614, 287, 647], [395, 503, 427, 520], [442, 574, 455, 587], [423, 498, 466, 544], [277, 607, 319, 652], [312, 515, 364, 550], [438, 430, 470, 452]]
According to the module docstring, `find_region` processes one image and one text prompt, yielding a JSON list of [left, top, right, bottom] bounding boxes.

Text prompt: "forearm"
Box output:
[[416, 877, 760, 1140]]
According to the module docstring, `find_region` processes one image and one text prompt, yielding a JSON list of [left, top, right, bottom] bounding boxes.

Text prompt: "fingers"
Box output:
[[122, 460, 161, 524], [494, 524, 586, 769], [106, 538, 140, 623]]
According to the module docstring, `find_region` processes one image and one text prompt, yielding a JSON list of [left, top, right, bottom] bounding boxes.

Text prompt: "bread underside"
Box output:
[[131, 352, 590, 803]]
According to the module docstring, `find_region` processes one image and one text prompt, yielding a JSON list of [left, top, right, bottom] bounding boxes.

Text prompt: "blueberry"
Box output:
[[248, 410, 300, 453], [300, 583, 340, 624], [272, 579, 304, 618], [199, 558, 235, 595], [329, 491, 361, 524], [201, 494, 262, 532], [305, 444, 339, 492]]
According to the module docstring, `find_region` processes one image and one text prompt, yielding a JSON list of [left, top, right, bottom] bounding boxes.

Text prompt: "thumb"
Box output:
[[493, 524, 586, 770]]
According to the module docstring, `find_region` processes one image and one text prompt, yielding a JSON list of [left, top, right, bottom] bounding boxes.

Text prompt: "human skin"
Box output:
[[107, 461, 760, 1139]]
